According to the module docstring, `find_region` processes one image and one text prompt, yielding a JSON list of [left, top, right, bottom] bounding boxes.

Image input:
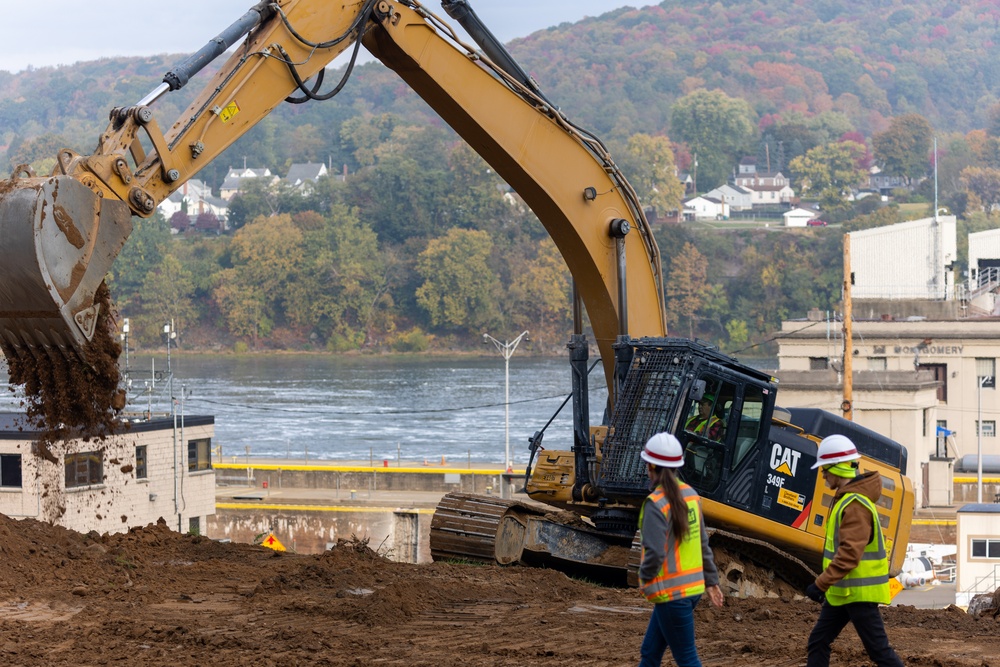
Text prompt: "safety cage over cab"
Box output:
[[597, 338, 778, 503]]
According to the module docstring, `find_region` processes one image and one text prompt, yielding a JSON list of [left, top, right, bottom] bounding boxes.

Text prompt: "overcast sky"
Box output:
[[0, 1, 638, 73]]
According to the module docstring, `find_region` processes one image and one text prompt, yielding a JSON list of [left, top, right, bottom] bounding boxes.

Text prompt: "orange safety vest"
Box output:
[[638, 483, 706, 603]]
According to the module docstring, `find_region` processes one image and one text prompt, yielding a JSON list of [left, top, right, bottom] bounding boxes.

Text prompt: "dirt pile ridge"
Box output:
[[0, 513, 995, 666]]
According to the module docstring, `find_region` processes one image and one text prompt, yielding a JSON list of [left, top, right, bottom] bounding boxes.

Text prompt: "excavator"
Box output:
[[0, 0, 913, 592]]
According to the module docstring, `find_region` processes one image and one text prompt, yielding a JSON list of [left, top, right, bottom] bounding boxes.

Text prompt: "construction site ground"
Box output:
[[0, 507, 995, 665]]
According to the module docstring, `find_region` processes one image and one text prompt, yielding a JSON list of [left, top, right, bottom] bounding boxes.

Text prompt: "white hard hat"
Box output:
[[810, 434, 861, 469], [641, 432, 685, 468]]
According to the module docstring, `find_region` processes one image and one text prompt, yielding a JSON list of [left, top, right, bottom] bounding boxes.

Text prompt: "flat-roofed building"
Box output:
[[0, 413, 216, 535]]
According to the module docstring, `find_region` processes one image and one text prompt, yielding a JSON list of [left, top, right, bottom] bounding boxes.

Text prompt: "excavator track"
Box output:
[[429, 492, 545, 564], [430, 492, 633, 585]]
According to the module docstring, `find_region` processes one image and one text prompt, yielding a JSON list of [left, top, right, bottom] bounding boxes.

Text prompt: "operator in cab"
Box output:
[[803, 434, 903, 667], [636, 433, 723, 667], [685, 394, 723, 441]]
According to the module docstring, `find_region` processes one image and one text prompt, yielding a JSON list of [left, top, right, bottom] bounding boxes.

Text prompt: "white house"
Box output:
[[684, 195, 730, 221], [783, 207, 819, 227], [285, 162, 328, 193], [0, 412, 217, 536], [220, 167, 278, 200], [734, 161, 795, 206], [704, 183, 753, 211], [157, 178, 230, 232]]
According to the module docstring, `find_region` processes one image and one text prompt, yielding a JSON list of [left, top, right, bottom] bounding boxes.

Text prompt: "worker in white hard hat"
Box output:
[[636, 432, 723, 667], [804, 434, 903, 667]]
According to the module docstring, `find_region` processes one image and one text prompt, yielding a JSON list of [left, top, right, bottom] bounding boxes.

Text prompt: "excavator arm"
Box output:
[[0, 0, 665, 391]]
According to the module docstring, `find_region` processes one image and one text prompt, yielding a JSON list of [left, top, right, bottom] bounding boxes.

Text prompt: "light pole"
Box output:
[[483, 331, 529, 472], [978, 375, 992, 503], [120, 317, 130, 371]]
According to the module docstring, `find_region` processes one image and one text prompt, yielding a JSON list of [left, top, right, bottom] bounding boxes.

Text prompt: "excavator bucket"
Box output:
[[0, 174, 132, 361]]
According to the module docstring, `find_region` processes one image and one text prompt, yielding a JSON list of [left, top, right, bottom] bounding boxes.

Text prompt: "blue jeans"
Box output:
[[638, 595, 702, 667]]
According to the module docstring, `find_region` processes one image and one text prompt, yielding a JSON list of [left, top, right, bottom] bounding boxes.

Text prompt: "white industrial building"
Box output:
[[968, 228, 1000, 314], [0, 412, 216, 535], [849, 216, 957, 300], [774, 215, 1000, 509]]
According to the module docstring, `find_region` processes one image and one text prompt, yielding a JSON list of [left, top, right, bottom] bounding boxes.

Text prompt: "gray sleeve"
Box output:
[[699, 513, 719, 587], [639, 497, 668, 583]]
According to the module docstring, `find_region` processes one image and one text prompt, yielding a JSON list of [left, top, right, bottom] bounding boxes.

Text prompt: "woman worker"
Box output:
[[637, 432, 724, 667]]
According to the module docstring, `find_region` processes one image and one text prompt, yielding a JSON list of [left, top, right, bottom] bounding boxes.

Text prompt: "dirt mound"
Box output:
[[0, 514, 996, 666]]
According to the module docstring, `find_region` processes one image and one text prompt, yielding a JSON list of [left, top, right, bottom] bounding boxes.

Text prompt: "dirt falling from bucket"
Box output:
[[1, 282, 126, 448]]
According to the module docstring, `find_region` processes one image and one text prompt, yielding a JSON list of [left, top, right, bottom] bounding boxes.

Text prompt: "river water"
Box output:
[[2, 354, 608, 466]]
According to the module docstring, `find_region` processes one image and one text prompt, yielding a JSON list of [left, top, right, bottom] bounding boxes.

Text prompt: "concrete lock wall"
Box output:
[[215, 465, 505, 495], [207, 509, 434, 562]]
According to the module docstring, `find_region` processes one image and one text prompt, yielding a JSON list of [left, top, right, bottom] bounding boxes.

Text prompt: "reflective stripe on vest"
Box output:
[[822, 492, 891, 606], [638, 483, 705, 603], [686, 414, 720, 435]]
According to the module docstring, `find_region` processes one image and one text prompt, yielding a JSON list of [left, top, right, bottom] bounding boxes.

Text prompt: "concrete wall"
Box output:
[[207, 508, 434, 561], [215, 464, 504, 495]]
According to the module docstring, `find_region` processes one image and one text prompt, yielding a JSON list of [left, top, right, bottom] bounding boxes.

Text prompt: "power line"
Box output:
[[187, 383, 609, 416]]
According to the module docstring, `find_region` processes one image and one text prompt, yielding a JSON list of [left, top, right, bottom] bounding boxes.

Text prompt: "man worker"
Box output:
[[685, 394, 722, 441], [804, 434, 904, 667]]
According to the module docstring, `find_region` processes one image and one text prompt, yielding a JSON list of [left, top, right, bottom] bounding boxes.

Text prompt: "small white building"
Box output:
[[783, 207, 819, 227], [0, 412, 216, 535], [955, 504, 1000, 606], [684, 195, 730, 221]]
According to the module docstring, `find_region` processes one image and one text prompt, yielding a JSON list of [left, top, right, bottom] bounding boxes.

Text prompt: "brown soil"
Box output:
[[0, 515, 995, 667], [1, 282, 125, 445]]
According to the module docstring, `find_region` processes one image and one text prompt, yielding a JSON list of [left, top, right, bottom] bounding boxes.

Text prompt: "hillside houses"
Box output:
[[732, 159, 794, 205], [155, 163, 336, 233]]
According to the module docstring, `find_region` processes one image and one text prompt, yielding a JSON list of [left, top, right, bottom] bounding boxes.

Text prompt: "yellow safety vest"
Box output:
[[638, 483, 705, 603], [686, 414, 720, 436], [822, 492, 891, 606]]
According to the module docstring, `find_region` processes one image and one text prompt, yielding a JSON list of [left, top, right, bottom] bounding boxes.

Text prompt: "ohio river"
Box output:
[[3, 354, 608, 466]]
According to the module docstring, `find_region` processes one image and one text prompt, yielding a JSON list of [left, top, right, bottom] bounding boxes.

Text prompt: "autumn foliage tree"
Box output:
[[416, 228, 500, 334], [665, 242, 709, 338]]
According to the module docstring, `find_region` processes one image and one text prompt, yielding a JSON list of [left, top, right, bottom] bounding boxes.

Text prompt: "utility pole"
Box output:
[[842, 234, 853, 421], [483, 331, 529, 472]]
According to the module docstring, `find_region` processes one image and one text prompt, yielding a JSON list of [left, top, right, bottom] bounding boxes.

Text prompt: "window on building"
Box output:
[[65, 452, 103, 488], [868, 357, 887, 371], [0, 454, 22, 488], [135, 445, 148, 480], [917, 363, 948, 402], [977, 358, 996, 388], [976, 420, 996, 438], [188, 438, 213, 472], [188, 516, 200, 536], [809, 357, 829, 370], [971, 538, 1000, 559]]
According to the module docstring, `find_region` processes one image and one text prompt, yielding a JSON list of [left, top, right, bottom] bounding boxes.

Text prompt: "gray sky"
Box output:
[[0, 1, 637, 73]]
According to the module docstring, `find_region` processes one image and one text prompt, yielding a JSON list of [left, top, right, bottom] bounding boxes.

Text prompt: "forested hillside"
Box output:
[[2, 0, 999, 356]]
